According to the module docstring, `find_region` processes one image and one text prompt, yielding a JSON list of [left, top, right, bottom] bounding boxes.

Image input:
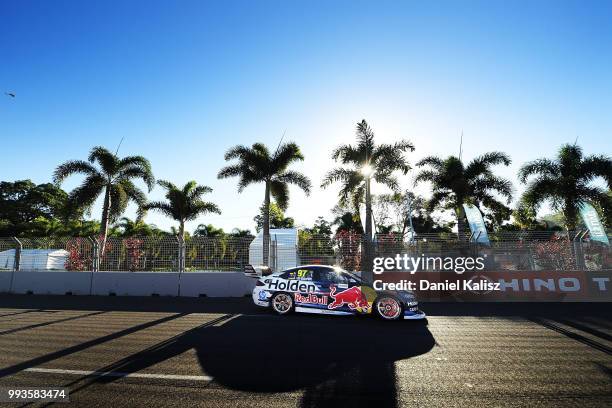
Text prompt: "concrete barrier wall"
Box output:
[[0, 271, 13, 293], [92, 272, 180, 296], [181, 272, 256, 297], [11, 271, 92, 295], [0, 270, 256, 297]]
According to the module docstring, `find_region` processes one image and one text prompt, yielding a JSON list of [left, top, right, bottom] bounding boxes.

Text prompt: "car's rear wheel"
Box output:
[[271, 292, 294, 315], [375, 296, 402, 321]]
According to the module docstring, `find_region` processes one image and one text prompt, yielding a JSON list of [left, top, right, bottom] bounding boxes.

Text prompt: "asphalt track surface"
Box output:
[[0, 295, 610, 407]]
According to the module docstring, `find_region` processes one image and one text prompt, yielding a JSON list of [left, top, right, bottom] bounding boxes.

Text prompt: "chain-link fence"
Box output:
[[0, 230, 610, 272]]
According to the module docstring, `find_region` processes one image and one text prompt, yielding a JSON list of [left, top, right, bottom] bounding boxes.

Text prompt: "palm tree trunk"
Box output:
[[99, 184, 111, 255], [365, 177, 373, 241], [263, 181, 270, 267], [456, 206, 468, 241], [363, 177, 373, 283], [179, 221, 185, 242], [564, 201, 578, 232], [178, 221, 185, 274]]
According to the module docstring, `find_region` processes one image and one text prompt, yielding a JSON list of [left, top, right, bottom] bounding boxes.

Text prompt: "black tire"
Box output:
[[270, 292, 294, 315], [374, 296, 403, 321]]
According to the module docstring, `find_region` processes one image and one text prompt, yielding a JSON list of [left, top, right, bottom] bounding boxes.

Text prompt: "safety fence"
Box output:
[[0, 230, 610, 273]]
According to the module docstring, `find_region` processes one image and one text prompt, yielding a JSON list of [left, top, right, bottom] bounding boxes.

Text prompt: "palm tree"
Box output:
[[115, 216, 154, 237], [218, 142, 311, 266], [518, 144, 611, 230], [321, 119, 414, 243], [53, 146, 154, 253], [194, 224, 225, 238], [414, 153, 513, 239], [229, 228, 254, 238], [143, 180, 221, 242]]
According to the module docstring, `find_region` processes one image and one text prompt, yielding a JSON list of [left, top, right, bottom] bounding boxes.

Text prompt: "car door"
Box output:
[[312, 269, 346, 292], [289, 267, 329, 309]]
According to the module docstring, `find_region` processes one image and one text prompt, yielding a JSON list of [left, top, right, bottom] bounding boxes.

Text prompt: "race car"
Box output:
[[251, 265, 426, 321]]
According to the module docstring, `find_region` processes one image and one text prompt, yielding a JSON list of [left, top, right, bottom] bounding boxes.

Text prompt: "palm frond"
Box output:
[[53, 160, 99, 184], [518, 158, 558, 183], [144, 201, 177, 220], [275, 170, 311, 195], [413, 170, 438, 186], [427, 191, 452, 212], [218, 164, 244, 179], [116, 165, 155, 191], [270, 180, 289, 210], [416, 156, 444, 169], [465, 152, 511, 179], [189, 184, 213, 199], [119, 179, 147, 207], [272, 142, 304, 173], [181, 180, 198, 196], [331, 144, 363, 164], [520, 176, 559, 211], [109, 184, 129, 222], [157, 179, 178, 192], [321, 168, 361, 189], [88, 146, 118, 175], [224, 145, 252, 161], [581, 154, 612, 187], [67, 175, 105, 210], [473, 175, 514, 202], [186, 201, 221, 221], [373, 172, 399, 192], [373, 143, 412, 174]]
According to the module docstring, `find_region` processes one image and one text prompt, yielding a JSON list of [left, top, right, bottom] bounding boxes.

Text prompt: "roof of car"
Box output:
[[283, 265, 337, 271]]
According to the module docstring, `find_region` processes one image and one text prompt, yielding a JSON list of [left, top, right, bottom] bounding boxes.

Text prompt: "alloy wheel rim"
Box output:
[[377, 298, 400, 319], [273, 294, 291, 313]]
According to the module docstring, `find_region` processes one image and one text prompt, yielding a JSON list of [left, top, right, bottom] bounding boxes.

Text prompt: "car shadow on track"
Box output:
[[57, 313, 435, 408], [198, 314, 435, 407]]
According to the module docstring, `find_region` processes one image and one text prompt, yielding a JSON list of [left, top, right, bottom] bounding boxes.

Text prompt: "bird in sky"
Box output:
[[5, 92, 15, 98]]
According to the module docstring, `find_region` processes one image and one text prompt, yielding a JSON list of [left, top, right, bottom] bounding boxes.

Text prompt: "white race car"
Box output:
[[251, 265, 426, 321]]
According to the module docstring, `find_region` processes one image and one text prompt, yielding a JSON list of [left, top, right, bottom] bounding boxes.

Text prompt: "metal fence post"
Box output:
[[9, 237, 22, 294], [88, 237, 97, 295], [177, 237, 185, 296], [573, 230, 588, 270], [90, 237, 100, 273], [271, 234, 277, 271]]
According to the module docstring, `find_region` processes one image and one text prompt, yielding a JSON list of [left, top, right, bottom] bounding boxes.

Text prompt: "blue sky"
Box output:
[[1, 0, 611, 233]]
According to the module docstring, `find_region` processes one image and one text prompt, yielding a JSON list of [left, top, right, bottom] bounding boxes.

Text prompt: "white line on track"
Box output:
[[24, 367, 213, 382]]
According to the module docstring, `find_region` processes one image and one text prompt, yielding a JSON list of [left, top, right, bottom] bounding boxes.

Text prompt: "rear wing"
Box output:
[[244, 264, 273, 278]]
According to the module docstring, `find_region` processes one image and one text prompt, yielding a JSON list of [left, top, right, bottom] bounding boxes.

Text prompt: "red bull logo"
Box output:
[[328, 285, 370, 312], [295, 293, 328, 305]]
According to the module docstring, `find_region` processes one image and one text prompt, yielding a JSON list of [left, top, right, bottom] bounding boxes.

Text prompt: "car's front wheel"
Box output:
[[375, 296, 403, 321], [271, 292, 294, 315]]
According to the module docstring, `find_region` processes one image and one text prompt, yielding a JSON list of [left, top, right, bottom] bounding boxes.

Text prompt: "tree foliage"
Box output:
[[414, 153, 513, 236], [519, 144, 611, 230], [321, 120, 414, 211], [143, 180, 221, 240], [253, 202, 294, 233]]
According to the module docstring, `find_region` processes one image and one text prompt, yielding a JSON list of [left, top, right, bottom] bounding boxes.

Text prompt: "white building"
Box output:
[[0, 249, 69, 271], [248, 228, 298, 272]]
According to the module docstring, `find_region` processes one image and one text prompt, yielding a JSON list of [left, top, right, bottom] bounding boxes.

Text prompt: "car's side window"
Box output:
[[314, 269, 347, 285], [312, 270, 327, 283], [332, 273, 348, 285], [344, 274, 359, 285]]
